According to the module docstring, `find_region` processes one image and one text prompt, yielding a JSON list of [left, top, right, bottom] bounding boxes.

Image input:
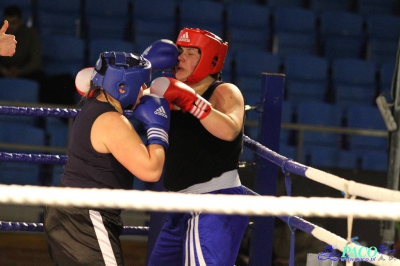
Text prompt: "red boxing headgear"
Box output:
[[176, 28, 228, 84]]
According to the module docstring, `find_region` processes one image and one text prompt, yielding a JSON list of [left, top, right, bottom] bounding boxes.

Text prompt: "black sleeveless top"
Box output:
[[163, 81, 244, 191], [61, 98, 134, 190]]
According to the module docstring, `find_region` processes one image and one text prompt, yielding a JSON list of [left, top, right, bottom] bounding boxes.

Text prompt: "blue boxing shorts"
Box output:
[[148, 186, 249, 266]]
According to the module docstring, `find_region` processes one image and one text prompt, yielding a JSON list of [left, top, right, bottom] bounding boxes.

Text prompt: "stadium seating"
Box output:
[[331, 58, 378, 106], [37, 0, 81, 37], [283, 54, 329, 103], [225, 3, 271, 52]]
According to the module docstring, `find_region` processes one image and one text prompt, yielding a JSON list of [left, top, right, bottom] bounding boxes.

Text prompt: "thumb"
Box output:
[[0, 20, 8, 34]]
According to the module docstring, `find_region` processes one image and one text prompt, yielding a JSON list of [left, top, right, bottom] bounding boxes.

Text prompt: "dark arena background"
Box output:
[[1, 0, 400, 265]]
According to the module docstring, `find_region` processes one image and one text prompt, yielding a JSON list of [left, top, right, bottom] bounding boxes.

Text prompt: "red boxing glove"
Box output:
[[150, 77, 211, 120]]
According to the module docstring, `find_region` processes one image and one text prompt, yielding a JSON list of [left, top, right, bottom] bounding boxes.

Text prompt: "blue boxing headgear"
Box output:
[[91, 51, 152, 109]]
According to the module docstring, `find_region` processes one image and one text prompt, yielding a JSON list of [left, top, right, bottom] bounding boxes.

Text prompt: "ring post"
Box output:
[[249, 73, 285, 266]]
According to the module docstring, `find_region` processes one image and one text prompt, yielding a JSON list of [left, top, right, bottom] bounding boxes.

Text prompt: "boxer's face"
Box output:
[[131, 84, 145, 110], [175, 47, 200, 82]]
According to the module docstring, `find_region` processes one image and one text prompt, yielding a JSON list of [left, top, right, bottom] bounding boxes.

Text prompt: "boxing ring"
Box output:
[[0, 73, 400, 266]]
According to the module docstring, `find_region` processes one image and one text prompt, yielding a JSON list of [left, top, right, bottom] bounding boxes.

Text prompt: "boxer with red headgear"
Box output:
[[44, 51, 170, 265], [149, 28, 249, 266]]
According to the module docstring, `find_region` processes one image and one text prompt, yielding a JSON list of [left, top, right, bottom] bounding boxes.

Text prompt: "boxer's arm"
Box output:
[[91, 111, 166, 183], [150, 77, 244, 141], [200, 83, 245, 141], [150, 77, 211, 119]]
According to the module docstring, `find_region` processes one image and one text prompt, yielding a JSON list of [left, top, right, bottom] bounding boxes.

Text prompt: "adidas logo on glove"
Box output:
[[178, 32, 190, 42], [154, 106, 168, 118]]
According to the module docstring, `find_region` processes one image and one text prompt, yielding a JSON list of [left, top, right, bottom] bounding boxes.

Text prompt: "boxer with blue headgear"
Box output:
[[44, 51, 171, 265], [91, 51, 151, 110]]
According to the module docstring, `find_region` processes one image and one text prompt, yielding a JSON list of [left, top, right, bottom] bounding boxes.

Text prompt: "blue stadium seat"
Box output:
[[133, 0, 178, 49], [365, 14, 400, 42], [272, 32, 317, 56], [37, 0, 80, 37], [226, 3, 271, 52], [279, 143, 297, 160], [379, 61, 396, 95], [0, 162, 43, 185], [133, 0, 177, 23], [319, 11, 364, 38], [134, 19, 176, 53], [345, 105, 388, 152], [318, 11, 365, 60], [337, 150, 361, 169], [308, 0, 350, 12], [361, 151, 388, 172], [241, 126, 258, 162], [286, 81, 327, 103], [365, 14, 400, 64], [228, 28, 271, 53], [234, 49, 283, 97], [366, 39, 398, 65], [331, 58, 378, 106], [0, 78, 39, 103], [51, 165, 64, 186], [280, 101, 295, 146], [271, 7, 318, 56], [85, 0, 130, 40], [41, 35, 85, 76], [283, 55, 329, 82], [178, 0, 224, 38], [282, 101, 294, 124], [283, 55, 329, 102], [88, 39, 135, 65], [267, 0, 305, 9], [295, 101, 343, 150], [322, 35, 365, 60], [356, 0, 395, 16], [234, 50, 282, 93], [45, 117, 69, 151], [303, 147, 339, 168], [222, 52, 234, 82], [0, 78, 40, 125], [0, 122, 47, 185], [273, 7, 317, 35]]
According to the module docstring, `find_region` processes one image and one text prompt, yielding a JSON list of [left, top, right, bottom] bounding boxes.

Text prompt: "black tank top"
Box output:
[[163, 81, 244, 191], [61, 98, 134, 190]]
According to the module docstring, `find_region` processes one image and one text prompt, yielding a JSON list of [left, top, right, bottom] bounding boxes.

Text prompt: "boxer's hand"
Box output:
[[142, 39, 179, 71], [131, 94, 170, 150], [0, 20, 16, 57], [150, 77, 211, 120]]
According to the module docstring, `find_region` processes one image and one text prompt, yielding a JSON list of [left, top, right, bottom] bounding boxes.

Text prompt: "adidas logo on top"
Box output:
[[154, 106, 168, 118], [178, 32, 190, 42]]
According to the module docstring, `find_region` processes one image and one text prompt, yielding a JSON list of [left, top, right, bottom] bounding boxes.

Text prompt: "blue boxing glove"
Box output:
[[141, 39, 179, 71], [131, 94, 170, 150]]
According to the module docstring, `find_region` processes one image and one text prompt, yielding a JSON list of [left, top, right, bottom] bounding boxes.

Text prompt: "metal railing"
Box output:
[[0, 100, 389, 166], [246, 120, 388, 163]]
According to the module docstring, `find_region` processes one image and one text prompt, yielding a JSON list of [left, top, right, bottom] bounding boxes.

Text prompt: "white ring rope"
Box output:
[[304, 167, 400, 202], [0, 184, 400, 220], [293, 216, 400, 266], [243, 135, 400, 203]]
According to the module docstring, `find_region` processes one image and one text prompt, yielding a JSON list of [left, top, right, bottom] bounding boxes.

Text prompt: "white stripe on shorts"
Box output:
[[89, 210, 118, 266], [185, 212, 206, 266]]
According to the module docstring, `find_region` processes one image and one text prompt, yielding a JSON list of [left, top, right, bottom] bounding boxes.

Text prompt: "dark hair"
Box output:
[[4, 5, 22, 19]]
